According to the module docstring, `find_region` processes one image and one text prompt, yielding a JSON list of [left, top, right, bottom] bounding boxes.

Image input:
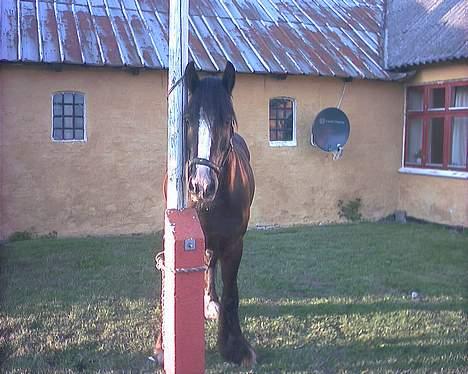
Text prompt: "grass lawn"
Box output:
[[1, 222, 467, 372]]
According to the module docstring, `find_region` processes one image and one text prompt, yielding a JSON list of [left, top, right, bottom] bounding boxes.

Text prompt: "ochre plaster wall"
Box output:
[[0, 64, 403, 238], [398, 63, 468, 227], [0, 65, 167, 238], [234, 74, 403, 227]]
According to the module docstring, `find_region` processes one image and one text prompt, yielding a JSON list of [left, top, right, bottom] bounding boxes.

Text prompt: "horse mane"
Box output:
[[185, 76, 238, 130]]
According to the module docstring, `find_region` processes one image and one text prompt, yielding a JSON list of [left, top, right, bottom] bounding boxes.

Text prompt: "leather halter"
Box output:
[[189, 140, 233, 176]]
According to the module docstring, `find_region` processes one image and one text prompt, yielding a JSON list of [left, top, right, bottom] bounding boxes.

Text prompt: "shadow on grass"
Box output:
[[9, 342, 160, 373], [251, 342, 467, 372], [241, 297, 467, 318]]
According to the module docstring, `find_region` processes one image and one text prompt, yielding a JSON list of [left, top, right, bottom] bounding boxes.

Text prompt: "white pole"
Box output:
[[167, 0, 189, 209]]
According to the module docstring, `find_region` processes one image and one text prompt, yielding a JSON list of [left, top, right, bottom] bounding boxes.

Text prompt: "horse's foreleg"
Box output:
[[218, 239, 256, 368], [204, 249, 220, 320]]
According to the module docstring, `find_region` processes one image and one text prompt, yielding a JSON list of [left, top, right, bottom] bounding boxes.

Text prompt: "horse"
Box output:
[[154, 61, 256, 367]]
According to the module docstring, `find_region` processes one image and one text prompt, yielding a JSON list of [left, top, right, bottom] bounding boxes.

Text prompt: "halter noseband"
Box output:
[[189, 140, 233, 176]]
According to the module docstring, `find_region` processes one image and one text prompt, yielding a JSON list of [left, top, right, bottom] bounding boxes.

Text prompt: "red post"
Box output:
[[163, 208, 205, 374]]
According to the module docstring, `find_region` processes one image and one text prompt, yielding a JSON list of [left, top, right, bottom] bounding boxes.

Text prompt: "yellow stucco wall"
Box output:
[[0, 64, 404, 238], [398, 63, 468, 227], [0, 65, 167, 238]]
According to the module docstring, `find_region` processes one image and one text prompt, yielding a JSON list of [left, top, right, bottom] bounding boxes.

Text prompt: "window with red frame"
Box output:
[[405, 82, 468, 171]]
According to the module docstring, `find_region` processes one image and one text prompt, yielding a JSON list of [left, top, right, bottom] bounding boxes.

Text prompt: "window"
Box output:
[[269, 97, 296, 146], [404, 82, 468, 172], [52, 92, 85, 141]]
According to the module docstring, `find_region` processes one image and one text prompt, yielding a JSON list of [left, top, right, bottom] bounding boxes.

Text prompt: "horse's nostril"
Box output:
[[188, 179, 198, 194], [205, 182, 216, 197]]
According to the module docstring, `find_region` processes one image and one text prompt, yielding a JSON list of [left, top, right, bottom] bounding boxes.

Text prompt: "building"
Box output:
[[0, 0, 466, 239]]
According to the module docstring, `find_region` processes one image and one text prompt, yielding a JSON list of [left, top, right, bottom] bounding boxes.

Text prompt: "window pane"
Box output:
[[450, 117, 468, 168], [451, 86, 468, 108], [53, 117, 63, 129], [64, 93, 74, 104], [406, 118, 423, 164], [427, 118, 444, 166], [75, 117, 84, 129], [64, 129, 74, 140], [407, 89, 423, 111], [429, 87, 445, 109], [64, 104, 73, 116], [64, 117, 73, 128], [278, 130, 293, 141], [53, 94, 63, 104], [53, 129, 63, 140], [74, 94, 84, 105], [75, 104, 84, 116], [75, 129, 84, 140], [53, 104, 62, 116]]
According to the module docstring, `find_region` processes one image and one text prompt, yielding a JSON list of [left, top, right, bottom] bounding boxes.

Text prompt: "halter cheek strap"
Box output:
[[189, 140, 233, 176]]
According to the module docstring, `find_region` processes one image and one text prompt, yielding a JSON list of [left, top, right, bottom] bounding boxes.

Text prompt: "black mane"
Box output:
[[186, 76, 237, 129]]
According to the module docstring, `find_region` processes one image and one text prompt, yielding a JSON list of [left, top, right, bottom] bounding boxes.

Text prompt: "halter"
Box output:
[[189, 139, 233, 176]]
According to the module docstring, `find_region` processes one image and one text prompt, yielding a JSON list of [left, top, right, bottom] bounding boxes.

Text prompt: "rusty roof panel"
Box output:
[[1, 0, 417, 80], [75, 4, 102, 65], [19, 0, 39, 62], [91, 5, 122, 65], [37, 1, 61, 63], [0, 0, 19, 61], [386, 0, 468, 70], [55, 3, 83, 63]]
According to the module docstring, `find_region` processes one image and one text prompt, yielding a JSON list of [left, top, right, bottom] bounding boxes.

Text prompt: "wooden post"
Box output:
[[167, 0, 188, 210], [164, 1, 205, 373]]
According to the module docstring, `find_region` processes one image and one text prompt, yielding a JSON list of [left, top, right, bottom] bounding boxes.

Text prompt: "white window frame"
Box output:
[[268, 96, 297, 147], [51, 91, 87, 143]]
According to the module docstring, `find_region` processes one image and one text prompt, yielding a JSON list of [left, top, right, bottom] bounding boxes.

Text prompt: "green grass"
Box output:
[[1, 222, 467, 372]]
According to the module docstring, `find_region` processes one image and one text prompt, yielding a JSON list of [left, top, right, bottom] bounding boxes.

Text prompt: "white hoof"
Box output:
[[204, 295, 220, 320]]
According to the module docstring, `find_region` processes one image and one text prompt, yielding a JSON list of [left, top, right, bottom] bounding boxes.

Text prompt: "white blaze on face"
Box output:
[[197, 109, 211, 175]]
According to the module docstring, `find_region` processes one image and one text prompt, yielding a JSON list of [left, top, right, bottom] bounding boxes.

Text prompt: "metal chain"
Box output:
[[155, 251, 208, 274]]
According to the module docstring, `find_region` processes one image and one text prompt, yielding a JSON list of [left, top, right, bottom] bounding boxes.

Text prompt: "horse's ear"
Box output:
[[185, 61, 199, 94], [222, 61, 236, 95]]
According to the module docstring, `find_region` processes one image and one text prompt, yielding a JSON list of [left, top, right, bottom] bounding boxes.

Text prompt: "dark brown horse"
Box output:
[[155, 61, 256, 367]]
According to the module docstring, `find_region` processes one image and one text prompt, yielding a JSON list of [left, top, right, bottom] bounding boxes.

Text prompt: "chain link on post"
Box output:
[[156, 251, 208, 274]]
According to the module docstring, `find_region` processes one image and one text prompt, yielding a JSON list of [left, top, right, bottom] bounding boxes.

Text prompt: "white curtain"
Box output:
[[408, 119, 423, 164], [451, 87, 468, 167]]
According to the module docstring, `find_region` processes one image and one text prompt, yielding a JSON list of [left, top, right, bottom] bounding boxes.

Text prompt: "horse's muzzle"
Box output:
[[188, 166, 218, 203]]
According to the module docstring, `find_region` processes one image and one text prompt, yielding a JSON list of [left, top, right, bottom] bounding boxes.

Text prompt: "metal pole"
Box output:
[[167, 0, 188, 209]]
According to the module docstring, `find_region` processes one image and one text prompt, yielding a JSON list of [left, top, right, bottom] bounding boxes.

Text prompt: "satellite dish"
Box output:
[[311, 107, 350, 158]]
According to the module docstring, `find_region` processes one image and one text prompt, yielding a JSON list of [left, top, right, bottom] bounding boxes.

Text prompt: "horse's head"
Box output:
[[185, 61, 236, 204]]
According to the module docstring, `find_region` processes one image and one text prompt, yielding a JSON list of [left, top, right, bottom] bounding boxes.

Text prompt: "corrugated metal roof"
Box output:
[[1, 0, 398, 80], [385, 0, 468, 70]]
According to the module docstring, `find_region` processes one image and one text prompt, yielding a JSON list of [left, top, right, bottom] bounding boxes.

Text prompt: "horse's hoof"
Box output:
[[152, 350, 164, 366], [204, 293, 220, 320], [204, 300, 220, 320], [241, 346, 257, 368]]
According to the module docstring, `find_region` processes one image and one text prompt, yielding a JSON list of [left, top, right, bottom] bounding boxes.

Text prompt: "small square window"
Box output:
[[52, 92, 85, 141], [269, 97, 295, 146]]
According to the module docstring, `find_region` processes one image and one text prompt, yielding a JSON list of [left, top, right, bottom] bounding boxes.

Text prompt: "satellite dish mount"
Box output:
[[311, 107, 350, 160]]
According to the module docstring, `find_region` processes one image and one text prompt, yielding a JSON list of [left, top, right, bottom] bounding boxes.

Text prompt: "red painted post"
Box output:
[[163, 208, 205, 374]]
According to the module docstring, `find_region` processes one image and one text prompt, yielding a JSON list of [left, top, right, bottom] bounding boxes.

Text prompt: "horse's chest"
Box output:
[[196, 203, 245, 242]]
